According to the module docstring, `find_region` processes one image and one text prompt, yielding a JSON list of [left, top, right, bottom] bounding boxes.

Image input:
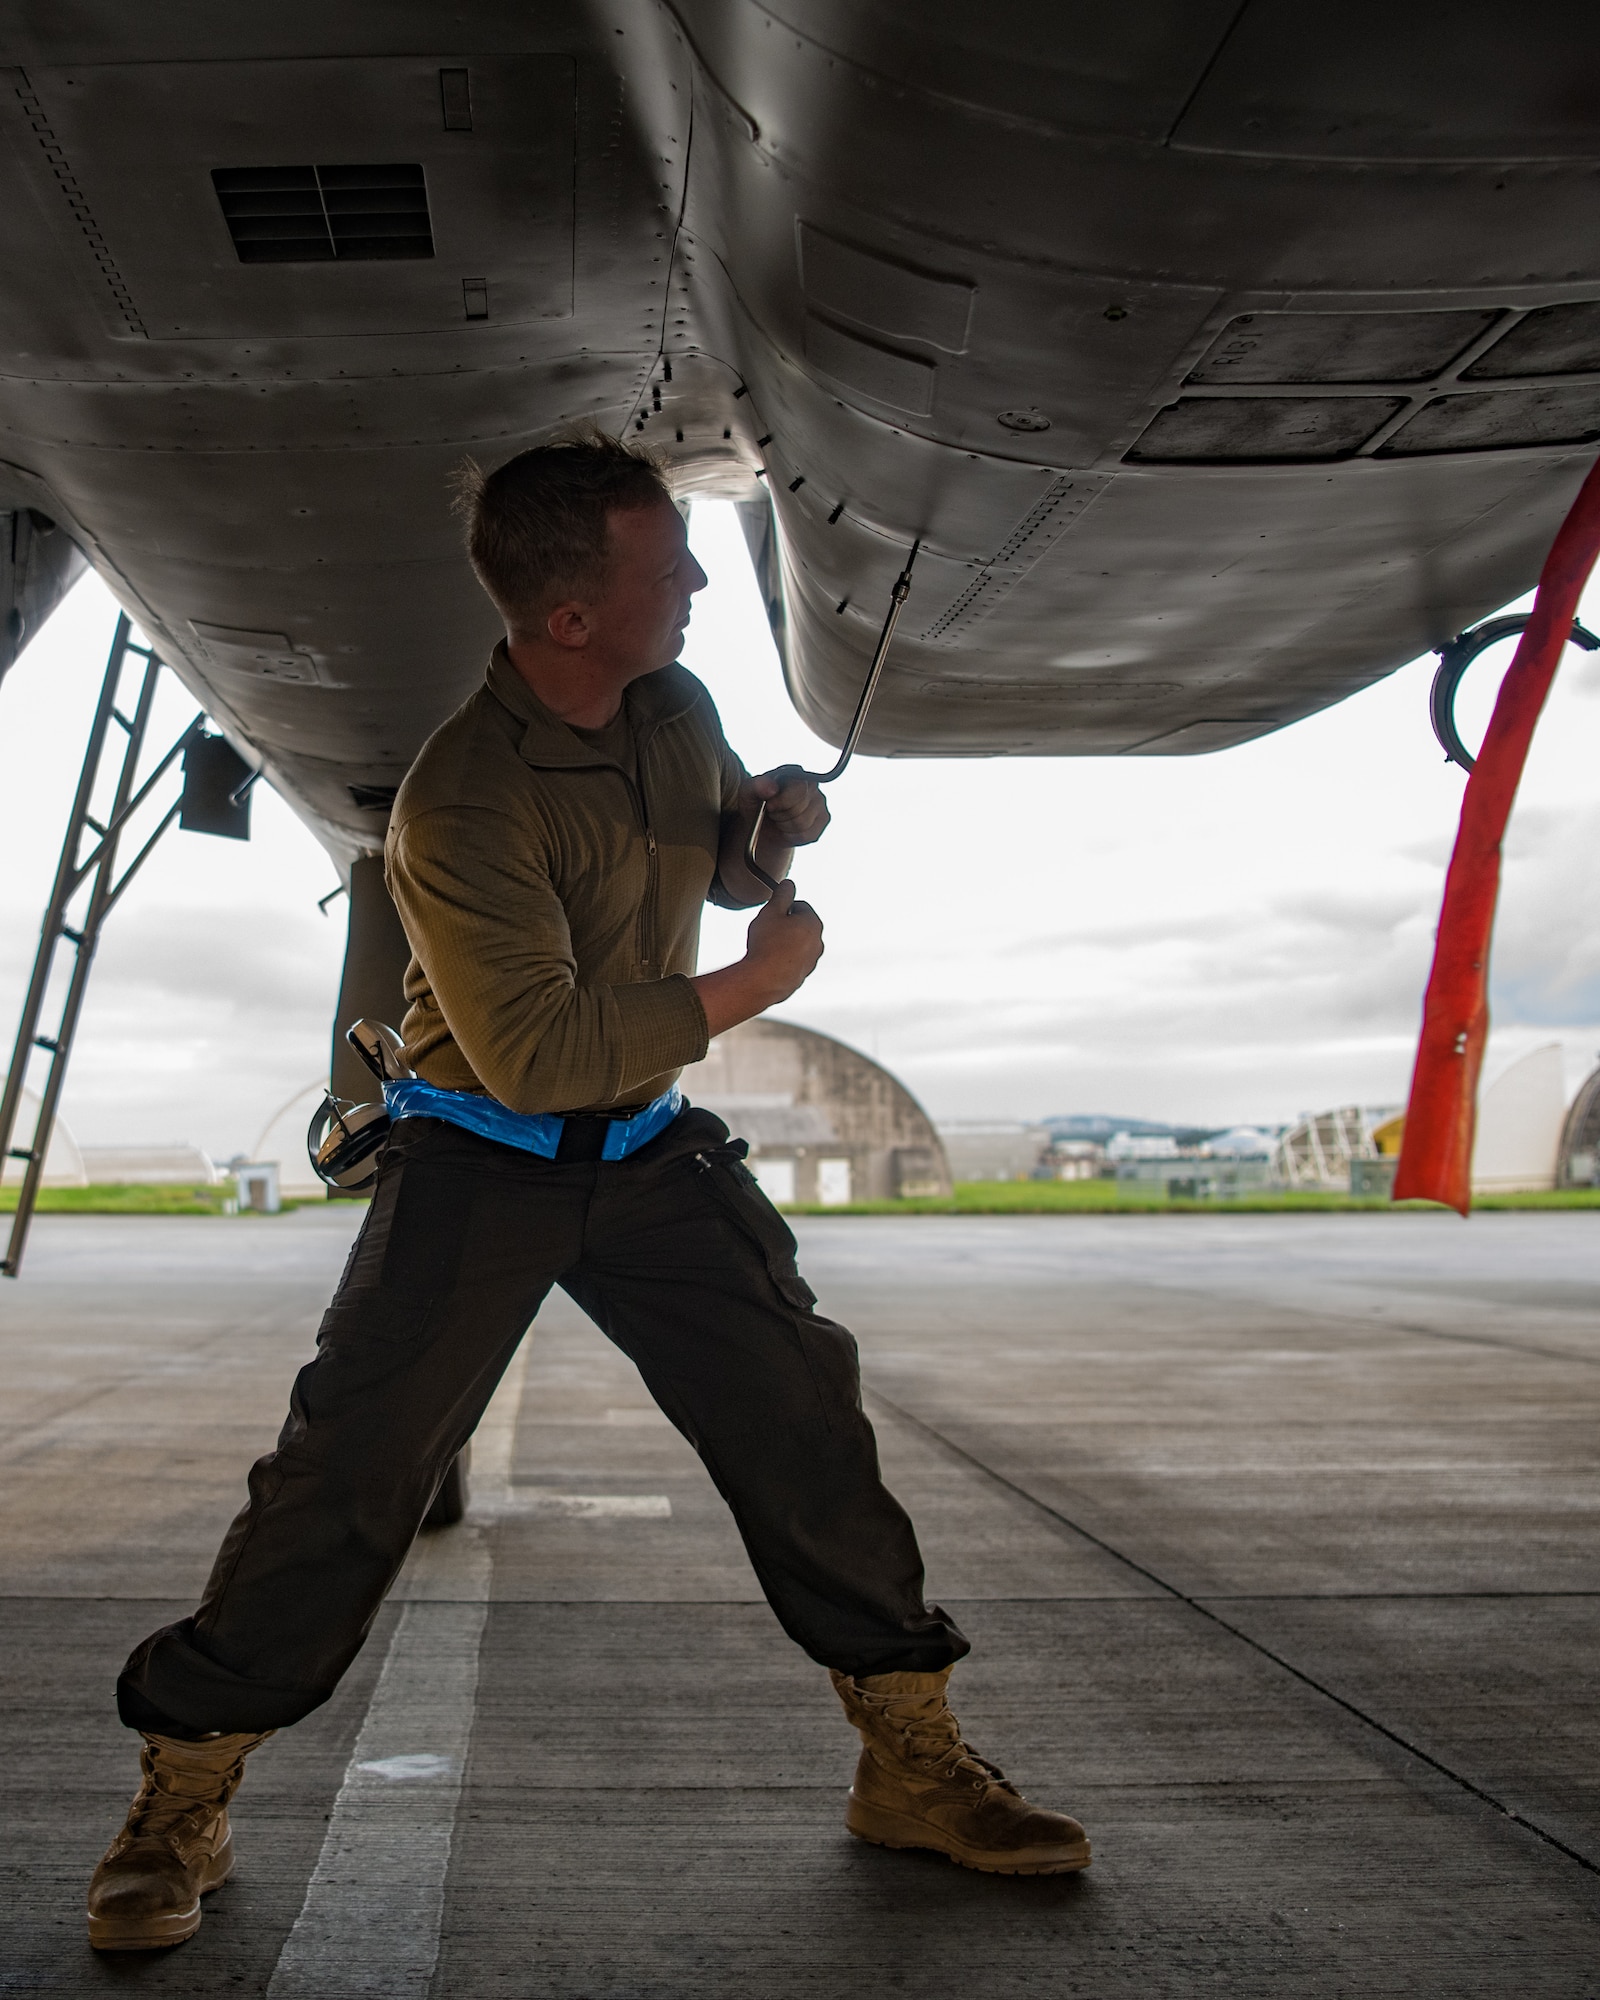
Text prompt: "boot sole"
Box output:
[[87, 1848, 232, 1952], [846, 1794, 1091, 1876], [88, 1901, 204, 1952]]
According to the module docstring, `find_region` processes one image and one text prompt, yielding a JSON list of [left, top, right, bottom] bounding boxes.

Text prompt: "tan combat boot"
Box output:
[[86, 1730, 272, 1950], [831, 1667, 1090, 1875]]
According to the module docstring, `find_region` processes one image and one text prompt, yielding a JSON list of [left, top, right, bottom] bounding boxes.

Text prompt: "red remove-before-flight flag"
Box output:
[[1394, 454, 1600, 1215]]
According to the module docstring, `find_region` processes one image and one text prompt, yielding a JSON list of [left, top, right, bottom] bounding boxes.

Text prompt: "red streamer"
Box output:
[[1394, 455, 1600, 1214]]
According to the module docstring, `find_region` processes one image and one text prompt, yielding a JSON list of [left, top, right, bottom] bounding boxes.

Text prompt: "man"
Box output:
[[87, 433, 1089, 1952]]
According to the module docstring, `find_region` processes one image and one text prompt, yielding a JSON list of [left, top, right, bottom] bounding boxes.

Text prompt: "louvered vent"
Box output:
[[212, 165, 433, 263]]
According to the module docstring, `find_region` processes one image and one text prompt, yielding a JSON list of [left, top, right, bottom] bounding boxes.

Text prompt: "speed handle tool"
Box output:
[[744, 537, 921, 897]]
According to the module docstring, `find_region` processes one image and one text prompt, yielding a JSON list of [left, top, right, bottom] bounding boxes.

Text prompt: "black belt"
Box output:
[[553, 1115, 612, 1164]]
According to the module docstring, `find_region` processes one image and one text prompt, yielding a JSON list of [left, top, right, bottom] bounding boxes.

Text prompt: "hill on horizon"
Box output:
[[1045, 1115, 1196, 1141]]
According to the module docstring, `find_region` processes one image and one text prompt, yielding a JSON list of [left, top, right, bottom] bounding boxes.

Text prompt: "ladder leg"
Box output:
[[0, 614, 132, 1169], [1, 615, 165, 1276]]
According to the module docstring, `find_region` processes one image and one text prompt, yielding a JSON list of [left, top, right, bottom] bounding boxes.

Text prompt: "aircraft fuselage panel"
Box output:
[[0, 3, 1594, 861]]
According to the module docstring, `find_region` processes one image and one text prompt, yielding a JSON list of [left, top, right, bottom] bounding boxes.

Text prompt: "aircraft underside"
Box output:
[[0, 2, 1596, 868]]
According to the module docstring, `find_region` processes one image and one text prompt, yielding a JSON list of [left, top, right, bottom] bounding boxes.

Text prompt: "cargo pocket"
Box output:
[[333, 1154, 476, 1307], [692, 1145, 818, 1309], [315, 1285, 437, 1352]]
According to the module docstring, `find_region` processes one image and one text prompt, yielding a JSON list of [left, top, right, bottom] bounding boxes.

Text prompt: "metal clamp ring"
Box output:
[[1430, 614, 1599, 773]]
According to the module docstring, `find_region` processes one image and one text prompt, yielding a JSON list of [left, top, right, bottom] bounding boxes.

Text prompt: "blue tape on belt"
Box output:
[[382, 1077, 683, 1162]]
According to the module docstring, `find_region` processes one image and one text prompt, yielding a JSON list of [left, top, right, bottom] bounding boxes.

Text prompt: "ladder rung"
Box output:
[[33, 1035, 58, 1052], [84, 815, 105, 835], [111, 708, 134, 732], [59, 925, 83, 945], [7, 1147, 36, 1161]]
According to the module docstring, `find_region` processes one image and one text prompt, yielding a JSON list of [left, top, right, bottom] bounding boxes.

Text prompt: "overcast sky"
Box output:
[[3, 499, 1600, 1160]]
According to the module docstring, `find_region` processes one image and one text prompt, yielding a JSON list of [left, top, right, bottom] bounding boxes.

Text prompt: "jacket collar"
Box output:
[[485, 642, 700, 771]]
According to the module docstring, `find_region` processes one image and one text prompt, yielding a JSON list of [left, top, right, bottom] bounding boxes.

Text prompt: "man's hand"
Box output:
[[716, 767, 830, 908], [742, 767, 830, 848], [690, 881, 824, 1037], [744, 879, 824, 995]]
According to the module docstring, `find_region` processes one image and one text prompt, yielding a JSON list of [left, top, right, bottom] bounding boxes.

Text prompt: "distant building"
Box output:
[[1107, 1132, 1179, 1161], [1046, 1115, 1180, 1144], [1111, 1125, 1277, 1197], [0, 1088, 86, 1187], [76, 1144, 221, 1186], [1310, 1048, 1573, 1197], [2, 1111, 221, 1189], [1472, 1044, 1565, 1193], [935, 1121, 1050, 1183], [1371, 1115, 1405, 1157], [1116, 1157, 1274, 1198], [682, 1019, 950, 1204], [1273, 1106, 1398, 1192], [1206, 1126, 1277, 1159], [1042, 1138, 1106, 1181], [1559, 1056, 1600, 1186]]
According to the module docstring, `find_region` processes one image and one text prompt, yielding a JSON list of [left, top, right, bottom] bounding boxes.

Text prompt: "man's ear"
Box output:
[[545, 599, 591, 651]]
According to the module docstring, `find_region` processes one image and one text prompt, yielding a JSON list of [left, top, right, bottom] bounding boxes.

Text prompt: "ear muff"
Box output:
[[307, 1093, 392, 1191]]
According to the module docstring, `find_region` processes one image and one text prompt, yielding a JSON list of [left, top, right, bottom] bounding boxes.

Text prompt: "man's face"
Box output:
[[576, 495, 708, 677]]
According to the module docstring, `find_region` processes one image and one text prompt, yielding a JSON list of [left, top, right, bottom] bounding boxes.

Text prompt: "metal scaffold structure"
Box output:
[[1272, 1106, 1381, 1192]]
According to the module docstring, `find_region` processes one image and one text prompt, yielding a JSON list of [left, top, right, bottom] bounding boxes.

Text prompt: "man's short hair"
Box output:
[[455, 430, 671, 630]]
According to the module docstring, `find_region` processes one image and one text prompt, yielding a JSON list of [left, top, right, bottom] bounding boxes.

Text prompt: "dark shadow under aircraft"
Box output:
[[0, 1, 1597, 1096]]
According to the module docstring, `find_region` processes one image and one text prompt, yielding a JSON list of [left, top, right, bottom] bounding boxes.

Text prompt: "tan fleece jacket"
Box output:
[[385, 644, 746, 1116]]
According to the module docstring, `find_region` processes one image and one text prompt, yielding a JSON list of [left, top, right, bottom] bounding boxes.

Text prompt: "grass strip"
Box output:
[[0, 1182, 327, 1215], [781, 1180, 1600, 1216], [5, 1180, 1599, 1219]]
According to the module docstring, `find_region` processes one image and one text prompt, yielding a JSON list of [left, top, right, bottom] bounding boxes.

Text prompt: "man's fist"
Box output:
[[690, 880, 825, 1033], [744, 880, 824, 1000], [743, 766, 830, 847]]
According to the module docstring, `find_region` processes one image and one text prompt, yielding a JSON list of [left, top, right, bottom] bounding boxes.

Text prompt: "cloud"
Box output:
[[85, 901, 341, 1018]]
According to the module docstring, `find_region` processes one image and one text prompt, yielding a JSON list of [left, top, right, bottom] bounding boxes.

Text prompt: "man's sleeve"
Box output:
[[705, 693, 754, 910], [387, 806, 708, 1113], [717, 725, 747, 813]]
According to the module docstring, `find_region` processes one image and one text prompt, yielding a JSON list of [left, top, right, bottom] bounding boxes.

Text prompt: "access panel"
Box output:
[[15, 57, 575, 339]]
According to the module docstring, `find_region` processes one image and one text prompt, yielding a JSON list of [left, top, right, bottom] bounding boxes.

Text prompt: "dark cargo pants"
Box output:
[[119, 1107, 967, 1734]]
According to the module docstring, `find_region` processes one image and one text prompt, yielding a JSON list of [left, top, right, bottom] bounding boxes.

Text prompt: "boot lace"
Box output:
[[865, 1691, 1019, 1795], [121, 1747, 245, 1846]]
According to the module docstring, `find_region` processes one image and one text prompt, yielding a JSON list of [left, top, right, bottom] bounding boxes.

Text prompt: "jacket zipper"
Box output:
[[632, 745, 658, 976]]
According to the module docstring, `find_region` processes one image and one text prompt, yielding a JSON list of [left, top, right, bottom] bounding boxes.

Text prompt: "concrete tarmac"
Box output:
[[2, 1207, 1598, 1995]]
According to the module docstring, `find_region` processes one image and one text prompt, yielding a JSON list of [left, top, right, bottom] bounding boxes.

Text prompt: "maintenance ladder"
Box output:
[[0, 613, 204, 1275]]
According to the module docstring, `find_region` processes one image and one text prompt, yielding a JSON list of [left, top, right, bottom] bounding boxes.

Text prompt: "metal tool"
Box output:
[[346, 1017, 412, 1084], [743, 537, 921, 896], [1429, 613, 1599, 772], [305, 1020, 412, 1190]]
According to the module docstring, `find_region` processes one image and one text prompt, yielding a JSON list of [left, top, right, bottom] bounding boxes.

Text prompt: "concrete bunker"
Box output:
[[680, 1018, 950, 1205]]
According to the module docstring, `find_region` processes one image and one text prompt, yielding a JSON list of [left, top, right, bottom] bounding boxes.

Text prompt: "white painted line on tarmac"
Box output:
[[357, 1752, 456, 1783], [265, 1340, 530, 1997], [518, 1406, 673, 1428], [265, 1593, 487, 1999], [466, 1338, 528, 1520], [499, 1488, 671, 1517]]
